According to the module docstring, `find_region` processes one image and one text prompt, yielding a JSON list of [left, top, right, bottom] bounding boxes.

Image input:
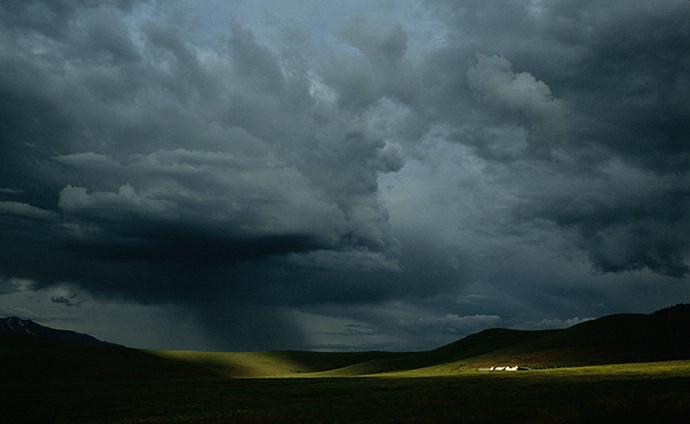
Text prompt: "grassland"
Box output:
[[2, 305, 689, 423], [3, 361, 690, 423], [148, 349, 411, 378]]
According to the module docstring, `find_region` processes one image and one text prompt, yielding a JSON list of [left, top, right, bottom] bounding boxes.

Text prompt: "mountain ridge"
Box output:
[[2, 304, 689, 380], [0, 316, 110, 346]]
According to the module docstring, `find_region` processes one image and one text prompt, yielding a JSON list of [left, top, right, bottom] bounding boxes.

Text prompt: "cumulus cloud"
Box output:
[[0, 0, 688, 350], [0, 277, 35, 295], [0, 201, 59, 221], [338, 16, 408, 67], [287, 249, 401, 273], [0, 188, 24, 194], [513, 161, 690, 278], [0, 0, 416, 348], [399, 313, 503, 336], [467, 54, 566, 158], [519, 316, 593, 330], [51, 294, 80, 307]]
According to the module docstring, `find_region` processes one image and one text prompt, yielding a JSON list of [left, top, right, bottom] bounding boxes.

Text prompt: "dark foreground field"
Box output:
[[2, 306, 689, 423], [4, 361, 690, 424]]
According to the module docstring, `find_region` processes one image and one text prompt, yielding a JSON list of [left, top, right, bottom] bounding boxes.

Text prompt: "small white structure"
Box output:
[[477, 365, 520, 371]]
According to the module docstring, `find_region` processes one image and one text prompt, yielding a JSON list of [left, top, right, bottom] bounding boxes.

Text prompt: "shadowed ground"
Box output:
[[2, 305, 689, 422]]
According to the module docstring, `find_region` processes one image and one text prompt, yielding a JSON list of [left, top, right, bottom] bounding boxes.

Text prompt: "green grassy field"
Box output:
[[2, 306, 689, 422], [4, 361, 690, 423], [148, 349, 412, 377]]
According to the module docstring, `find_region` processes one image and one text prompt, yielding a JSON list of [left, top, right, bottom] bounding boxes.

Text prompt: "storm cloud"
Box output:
[[1, 0, 688, 351]]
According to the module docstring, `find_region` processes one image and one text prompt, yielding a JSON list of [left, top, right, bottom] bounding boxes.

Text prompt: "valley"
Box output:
[[2, 305, 689, 423]]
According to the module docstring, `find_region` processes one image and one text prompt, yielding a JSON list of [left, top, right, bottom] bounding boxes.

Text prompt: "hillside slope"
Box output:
[[0, 317, 108, 345], [0, 331, 217, 382], [150, 349, 409, 377], [396, 304, 690, 374], [2, 305, 689, 380], [318, 328, 559, 376], [321, 304, 690, 375]]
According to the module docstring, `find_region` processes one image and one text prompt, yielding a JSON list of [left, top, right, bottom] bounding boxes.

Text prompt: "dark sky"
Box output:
[[1, 0, 688, 351]]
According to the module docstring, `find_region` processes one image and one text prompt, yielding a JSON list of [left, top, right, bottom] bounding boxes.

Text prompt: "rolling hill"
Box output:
[[0, 316, 109, 345], [320, 303, 690, 375], [0, 318, 217, 382], [155, 304, 690, 377], [2, 304, 689, 381]]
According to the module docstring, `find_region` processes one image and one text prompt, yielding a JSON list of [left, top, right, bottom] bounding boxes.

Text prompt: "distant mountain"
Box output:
[[402, 304, 690, 373], [313, 304, 690, 375], [493, 303, 690, 367], [2, 305, 689, 381], [0, 317, 218, 382], [0, 316, 109, 345]]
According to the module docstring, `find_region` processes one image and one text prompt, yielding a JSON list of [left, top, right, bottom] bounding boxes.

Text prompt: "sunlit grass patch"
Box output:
[[6, 362, 690, 423]]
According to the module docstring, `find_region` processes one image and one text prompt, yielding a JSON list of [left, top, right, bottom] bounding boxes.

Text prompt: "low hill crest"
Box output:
[[2, 304, 689, 379], [317, 304, 690, 375], [0, 316, 109, 346]]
